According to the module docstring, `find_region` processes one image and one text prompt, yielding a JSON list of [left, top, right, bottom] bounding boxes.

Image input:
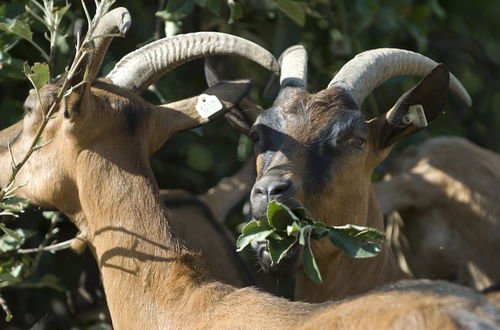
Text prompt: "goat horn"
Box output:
[[85, 7, 131, 83], [106, 32, 280, 94], [279, 45, 307, 89], [327, 48, 472, 107]]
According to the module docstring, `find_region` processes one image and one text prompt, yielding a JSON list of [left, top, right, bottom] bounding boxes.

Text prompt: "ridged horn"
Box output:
[[107, 32, 280, 94], [328, 48, 471, 107], [86, 7, 131, 83], [279, 45, 307, 88]]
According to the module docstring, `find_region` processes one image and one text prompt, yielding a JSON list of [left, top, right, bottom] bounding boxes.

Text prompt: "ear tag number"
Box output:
[[196, 94, 223, 119], [402, 104, 427, 128]]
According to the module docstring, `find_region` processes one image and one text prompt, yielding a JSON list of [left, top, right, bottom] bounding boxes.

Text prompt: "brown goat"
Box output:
[[375, 136, 500, 291], [159, 157, 256, 287], [0, 8, 498, 329], [245, 46, 472, 302]]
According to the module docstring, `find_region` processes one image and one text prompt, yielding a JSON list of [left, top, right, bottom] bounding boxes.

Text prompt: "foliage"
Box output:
[[0, 0, 499, 328], [237, 201, 384, 284]]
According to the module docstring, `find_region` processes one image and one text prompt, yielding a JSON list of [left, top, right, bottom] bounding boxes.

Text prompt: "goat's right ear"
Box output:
[[372, 64, 450, 150]]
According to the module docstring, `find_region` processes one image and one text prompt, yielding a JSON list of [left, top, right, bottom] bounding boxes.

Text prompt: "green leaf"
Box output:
[[269, 0, 305, 26], [267, 201, 297, 231], [205, 0, 221, 16], [329, 224, 386, 241], [299, 225, 312, 245], [55, 3, 71, 19], [166, 0, 195, 17], [228, 2, 243, 24], [23, 62, 49, 90], [236, 220, 275, 251], [0, 224, 23, 241], [328, 231, 382, 258], [18, 274, 66, 292], [286, 221, 302, 236], [303, 236, 322, 284], [268, 235, 297, 266], [0, 19, 33, 41], [0, 197, 29, 214]]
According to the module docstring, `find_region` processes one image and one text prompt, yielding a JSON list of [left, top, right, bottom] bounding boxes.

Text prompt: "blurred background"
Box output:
[[0, 0, 499, 328]]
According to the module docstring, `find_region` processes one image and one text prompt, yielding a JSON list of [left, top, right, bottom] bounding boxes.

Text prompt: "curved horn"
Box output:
[[106, 32, 280, 94], [86, 7, 131, 82], [279, 45, 307, 88], [327, 48, 471, 107]]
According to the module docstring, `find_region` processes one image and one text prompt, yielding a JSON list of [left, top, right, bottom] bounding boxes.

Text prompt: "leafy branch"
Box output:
[[236, 201, 385, 284]]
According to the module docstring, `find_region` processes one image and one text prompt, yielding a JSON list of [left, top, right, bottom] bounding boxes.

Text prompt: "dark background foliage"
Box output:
[[0, 0, 498, 328]]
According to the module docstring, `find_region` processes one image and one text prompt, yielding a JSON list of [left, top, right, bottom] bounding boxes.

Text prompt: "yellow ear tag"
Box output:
[[402, 104, 427, 128], [196, 94, 223, 119]]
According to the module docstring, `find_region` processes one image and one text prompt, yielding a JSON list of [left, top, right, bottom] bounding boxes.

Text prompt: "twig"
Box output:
[[17, 239, 72, 254], [0, 293, 13, 321]]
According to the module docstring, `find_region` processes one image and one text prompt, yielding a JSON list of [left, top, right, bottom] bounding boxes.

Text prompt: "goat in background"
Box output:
[[0, 7, 498, 329], [375, 136, 500, 291]]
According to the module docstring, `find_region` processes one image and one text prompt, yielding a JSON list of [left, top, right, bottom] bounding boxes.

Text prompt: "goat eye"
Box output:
[[250, 131, 260, 143], [24, 105, 33, 113], [349, 137, 366, 149]]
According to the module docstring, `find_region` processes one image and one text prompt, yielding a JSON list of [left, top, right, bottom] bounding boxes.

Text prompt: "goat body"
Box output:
[[376, 136, 500, 290], [0, 9, 497, 327]]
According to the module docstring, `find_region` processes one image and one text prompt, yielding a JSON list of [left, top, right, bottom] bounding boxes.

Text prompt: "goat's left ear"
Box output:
[[64, 49, 94, 121], [371, 64, 449, 150], [149, 79, 251, 153]]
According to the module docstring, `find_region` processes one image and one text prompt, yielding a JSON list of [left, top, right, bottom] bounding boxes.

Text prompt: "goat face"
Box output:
[[250, 87, 373, 225], [247, 46, 471, 276], [0, 81, 160, 219]]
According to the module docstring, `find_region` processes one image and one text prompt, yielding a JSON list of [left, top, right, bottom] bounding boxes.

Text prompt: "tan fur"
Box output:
[[0, 76, 498, 328], [375, 137, 500, 290]]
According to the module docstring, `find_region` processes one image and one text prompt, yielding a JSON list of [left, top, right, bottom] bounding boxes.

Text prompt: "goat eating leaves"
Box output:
[[0, 6, 498, 329], [245, 45, 472, 302]]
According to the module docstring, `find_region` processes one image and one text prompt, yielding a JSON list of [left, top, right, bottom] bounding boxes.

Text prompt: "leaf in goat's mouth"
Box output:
[[236, 201, 385, 284]]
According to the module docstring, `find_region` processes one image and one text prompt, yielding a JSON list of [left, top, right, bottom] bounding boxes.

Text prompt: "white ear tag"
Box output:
[[402, 104, 427, 128], [196, 94, 224, 119]]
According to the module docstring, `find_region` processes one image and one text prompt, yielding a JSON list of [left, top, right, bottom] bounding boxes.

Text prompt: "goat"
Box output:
[[159, 157, 256, 287], [0, 8, 498, 329], [374, 136, 500, 291], [244, 45, 473, 302]]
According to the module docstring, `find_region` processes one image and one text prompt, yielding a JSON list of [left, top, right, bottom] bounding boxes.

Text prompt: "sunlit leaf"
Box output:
[[23, 62, 49, 90], [303, 236, 322, 284], [267, 200, 296, 231], [328, 231, 382, 258], [228, 2, 243, 24], [0, 19, 33, 41], [269, 0, 305, 26], [268, 235, 296, 266], [236, 220, 275, 251]]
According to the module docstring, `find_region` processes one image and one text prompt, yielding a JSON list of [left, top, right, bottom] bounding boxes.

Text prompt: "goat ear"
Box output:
[[64, 48, 94, 120], [374, 64, 449, 149], [225, 99, 263, 135], [203, 57, 262, 134], [204, 57, 220, 88], [150, 79, 252, 152]]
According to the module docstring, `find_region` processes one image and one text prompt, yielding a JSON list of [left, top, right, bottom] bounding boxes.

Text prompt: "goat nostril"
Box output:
[[253, 185, 266, 196], [268, 180, 291, 195]]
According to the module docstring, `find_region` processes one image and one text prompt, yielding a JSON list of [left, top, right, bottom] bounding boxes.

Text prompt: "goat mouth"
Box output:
[[257, 240, 303, 276]]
